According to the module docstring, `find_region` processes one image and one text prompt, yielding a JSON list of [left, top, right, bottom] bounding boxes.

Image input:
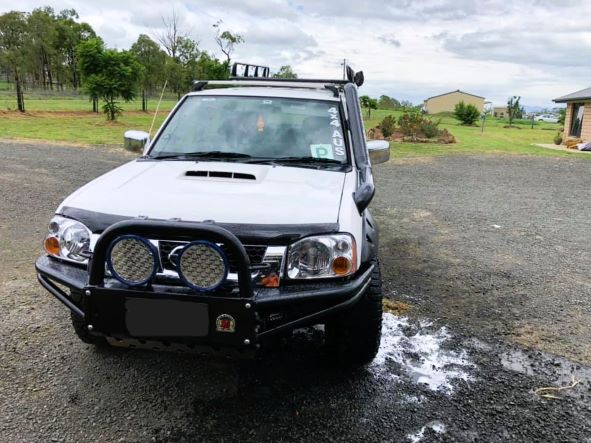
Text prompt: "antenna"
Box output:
[[149, 78, 168, 138]]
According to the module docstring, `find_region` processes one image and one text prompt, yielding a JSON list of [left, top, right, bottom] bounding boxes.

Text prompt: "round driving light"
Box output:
[[177, 241, 228, 291], [332, 256, 353, 276], [107, 235, 157, 286]]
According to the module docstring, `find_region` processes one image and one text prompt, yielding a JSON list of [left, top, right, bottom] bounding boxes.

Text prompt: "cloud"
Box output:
[[378, 34, 401, 47], [441, 29, 591, 68], [3, 0, 591, 106], [244, 21, 317, 47]]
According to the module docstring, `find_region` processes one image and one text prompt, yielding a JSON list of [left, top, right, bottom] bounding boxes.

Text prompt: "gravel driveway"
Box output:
[[1, 141, 590, 442]]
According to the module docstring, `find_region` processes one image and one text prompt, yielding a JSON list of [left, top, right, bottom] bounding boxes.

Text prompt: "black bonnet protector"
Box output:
[[59, 206, 339, 245]]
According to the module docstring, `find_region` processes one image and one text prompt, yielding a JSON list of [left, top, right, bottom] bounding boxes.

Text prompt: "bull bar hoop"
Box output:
[[88, 220, 254, 298]]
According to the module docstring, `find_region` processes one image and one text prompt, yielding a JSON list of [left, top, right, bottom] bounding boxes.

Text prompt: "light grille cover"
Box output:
[[107, 235, 157, 286], [178, 241, 228, 291]]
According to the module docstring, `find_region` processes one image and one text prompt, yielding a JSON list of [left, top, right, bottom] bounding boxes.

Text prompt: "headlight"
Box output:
[[44, 215, 91, 263], [287, 234, 357, 279]]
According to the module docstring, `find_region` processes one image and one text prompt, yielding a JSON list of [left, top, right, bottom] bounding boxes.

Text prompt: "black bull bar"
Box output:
[[35, 220, 373, 351]]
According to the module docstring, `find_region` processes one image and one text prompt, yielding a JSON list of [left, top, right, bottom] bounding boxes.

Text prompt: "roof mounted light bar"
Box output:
[[193, 62, 364, 92], [231, 62, 270, 78]]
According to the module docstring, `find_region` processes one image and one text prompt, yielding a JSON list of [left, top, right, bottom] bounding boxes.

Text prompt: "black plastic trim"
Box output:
[[344, 83, 375, 213], [193, 81, 208, 91], [361, 210, 379, 263], [59, 206, 339, 243]]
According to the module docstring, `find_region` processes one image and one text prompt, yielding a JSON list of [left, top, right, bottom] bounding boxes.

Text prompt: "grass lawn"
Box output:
[[0, 111, 171, 145], [0, 93, 582, 158], [365, 109, 577, 158], [0, 92, 177, 145]]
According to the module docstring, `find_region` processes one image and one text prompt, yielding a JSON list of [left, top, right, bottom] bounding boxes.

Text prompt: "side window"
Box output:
[[570, 103, 585, 137]]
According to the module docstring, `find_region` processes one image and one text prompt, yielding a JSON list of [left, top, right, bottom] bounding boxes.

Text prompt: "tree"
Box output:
[[212, 20, 244, 65], [54, 9, 95, 90], [171, 35, 202, 96], [78, 38, 141, 120], [157, 11, 194, 100], [157, 10, 188, 60], [378, 95, 400, 110], [191, 51, 229, 80], [454, 101, 480, 125], [130, 34, 167, 111], [0, 11, 29, 112], [360, 95, 378, 118], [400, 100, 417, 111], [507, 96, 522, 126], [27, 7, 58, 90], [272, 65, 297, 79]]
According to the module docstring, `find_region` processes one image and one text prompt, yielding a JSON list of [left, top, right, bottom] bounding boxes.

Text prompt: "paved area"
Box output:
[[1, 142, 590, 442]]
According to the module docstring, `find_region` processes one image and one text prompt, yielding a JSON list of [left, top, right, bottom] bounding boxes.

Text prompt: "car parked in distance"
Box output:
[[534, 114, 559, 123]]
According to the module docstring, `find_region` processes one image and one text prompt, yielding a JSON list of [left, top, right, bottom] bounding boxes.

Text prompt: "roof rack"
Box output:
[[193, 62, 364, 94]]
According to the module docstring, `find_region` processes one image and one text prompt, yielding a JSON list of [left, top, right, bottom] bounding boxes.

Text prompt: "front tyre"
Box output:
[[325, 258, 383, 366]]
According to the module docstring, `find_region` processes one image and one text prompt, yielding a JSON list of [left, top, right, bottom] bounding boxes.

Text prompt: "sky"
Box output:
[[4, 0, 591, 108]]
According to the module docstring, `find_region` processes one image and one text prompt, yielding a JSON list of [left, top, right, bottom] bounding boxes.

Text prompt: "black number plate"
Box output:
[[125, 298, 209, 337]]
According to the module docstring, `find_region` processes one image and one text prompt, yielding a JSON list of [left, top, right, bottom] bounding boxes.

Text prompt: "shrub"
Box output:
[[397, 110, 442, 139], [454, 101, 480, 125], [553, 132, 563, 145], [397, 110, 423, 138], [379, 115, 396, 137], [437, 128, 456, 144], [421, 118, 441, 138]]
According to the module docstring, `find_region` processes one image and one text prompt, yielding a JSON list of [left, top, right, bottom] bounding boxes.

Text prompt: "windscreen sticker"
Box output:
[[310, 144, 335, 159], [328, 107, 341, 128], [332, 129, 345, 156], [328, 107, 346, 158]]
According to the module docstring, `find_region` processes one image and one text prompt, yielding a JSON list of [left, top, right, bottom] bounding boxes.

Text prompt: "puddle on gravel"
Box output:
[[370, 313, 474, 393], [406, 420, 446, 442], [500, 347, 591, 399]]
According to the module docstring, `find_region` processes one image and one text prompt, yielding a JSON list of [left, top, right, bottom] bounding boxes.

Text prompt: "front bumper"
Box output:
[[35, 220, 373, 354]]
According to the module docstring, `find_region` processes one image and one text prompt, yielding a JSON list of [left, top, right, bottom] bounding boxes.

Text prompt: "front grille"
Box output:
[[158, 241, 267, 273]]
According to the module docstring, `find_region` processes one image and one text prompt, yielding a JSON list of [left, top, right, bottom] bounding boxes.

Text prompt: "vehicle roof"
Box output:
[[187, 86, 340, 102]]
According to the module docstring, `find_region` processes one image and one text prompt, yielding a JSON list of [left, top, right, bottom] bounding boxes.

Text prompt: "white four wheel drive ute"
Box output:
[[35, 63, 390, 366]]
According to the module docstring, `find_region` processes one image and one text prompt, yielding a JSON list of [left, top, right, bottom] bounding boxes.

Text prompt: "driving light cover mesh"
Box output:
[[107, 235, 157, 286], [177, 241, 228, 291]]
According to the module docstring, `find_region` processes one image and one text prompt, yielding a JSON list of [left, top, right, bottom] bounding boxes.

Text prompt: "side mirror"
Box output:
[[367, 140, 390, 165], [124, 130, 150, 154]]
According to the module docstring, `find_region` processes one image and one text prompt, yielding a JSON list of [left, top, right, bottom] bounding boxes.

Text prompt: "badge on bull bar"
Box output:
[[216, 314, 236, 333]]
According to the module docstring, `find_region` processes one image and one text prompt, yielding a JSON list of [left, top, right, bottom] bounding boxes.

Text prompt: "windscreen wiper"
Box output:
[[248, 156, 344, 165], [151, 151, 252, 160]]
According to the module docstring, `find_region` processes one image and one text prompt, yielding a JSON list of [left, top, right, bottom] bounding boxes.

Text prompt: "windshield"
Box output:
[[149, 95, 348, 163]]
